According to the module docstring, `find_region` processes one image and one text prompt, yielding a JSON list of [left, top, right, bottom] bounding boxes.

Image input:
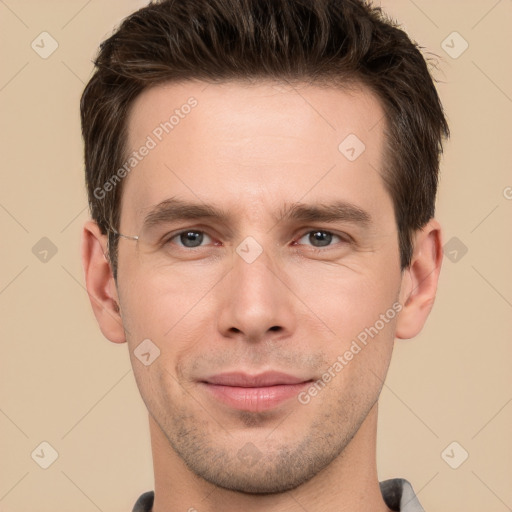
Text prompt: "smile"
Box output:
[[199, 372, 313, 412]]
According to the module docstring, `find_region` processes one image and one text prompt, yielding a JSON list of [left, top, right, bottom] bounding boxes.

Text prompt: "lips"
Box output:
[[199, 372, 312, 412], [204, 371, 308, 387]]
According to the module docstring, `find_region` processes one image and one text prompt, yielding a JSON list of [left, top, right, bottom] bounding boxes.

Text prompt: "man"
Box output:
[[80, 0, 449, 510]]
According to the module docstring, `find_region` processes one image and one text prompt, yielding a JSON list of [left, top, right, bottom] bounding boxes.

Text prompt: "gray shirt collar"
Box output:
[[380, 478, 425, 511]]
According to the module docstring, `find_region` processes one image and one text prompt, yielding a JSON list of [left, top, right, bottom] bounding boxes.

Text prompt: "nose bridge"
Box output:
[[217, 239, 295, 341]]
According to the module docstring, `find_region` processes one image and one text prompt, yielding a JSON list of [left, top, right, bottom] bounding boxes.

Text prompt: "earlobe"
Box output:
[[395, 218, 443, 340], [81, 220, 126, 344]]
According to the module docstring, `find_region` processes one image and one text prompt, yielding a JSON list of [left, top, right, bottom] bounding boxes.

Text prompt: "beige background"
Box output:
[[1, 1, 511, 511]]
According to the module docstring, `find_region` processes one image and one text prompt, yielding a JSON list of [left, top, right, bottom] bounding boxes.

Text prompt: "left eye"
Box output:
[[296, 230, 345, 248], [170, 230, 213, 248]]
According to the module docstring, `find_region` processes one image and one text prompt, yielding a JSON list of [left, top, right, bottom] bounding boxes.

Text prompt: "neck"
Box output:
[[149, 403, 391, 512]]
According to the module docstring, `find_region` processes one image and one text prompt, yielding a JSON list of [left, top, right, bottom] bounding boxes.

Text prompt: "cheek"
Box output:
[[298, 274, 399, 409], [293, 257, 401, 332], [291, 255, 401, 382], [117, 260, 224, 339]]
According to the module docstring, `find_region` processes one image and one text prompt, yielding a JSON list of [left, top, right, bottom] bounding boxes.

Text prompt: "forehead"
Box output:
[[121, 79, 391, 227]]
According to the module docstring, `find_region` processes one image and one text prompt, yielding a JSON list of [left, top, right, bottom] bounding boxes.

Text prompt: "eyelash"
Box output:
[[162, 228, 352, 251]]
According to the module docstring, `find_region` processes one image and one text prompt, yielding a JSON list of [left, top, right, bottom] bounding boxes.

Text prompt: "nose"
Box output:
[[216, 243, 296, 343]]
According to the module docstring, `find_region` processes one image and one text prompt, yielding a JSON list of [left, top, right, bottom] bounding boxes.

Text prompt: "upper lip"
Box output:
[[202, 372, 311, 387]]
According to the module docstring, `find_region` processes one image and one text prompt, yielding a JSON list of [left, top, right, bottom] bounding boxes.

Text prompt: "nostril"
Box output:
[[269, 326, 282, 332]]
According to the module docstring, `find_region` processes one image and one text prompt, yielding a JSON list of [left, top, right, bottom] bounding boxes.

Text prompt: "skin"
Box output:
[[82, 79, 443, 512]]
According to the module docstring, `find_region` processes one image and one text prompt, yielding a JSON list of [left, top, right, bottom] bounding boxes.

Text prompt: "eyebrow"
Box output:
[[141, 197, 231, 231], [140, 197, 372, 232], [276, 201, 372, 227]]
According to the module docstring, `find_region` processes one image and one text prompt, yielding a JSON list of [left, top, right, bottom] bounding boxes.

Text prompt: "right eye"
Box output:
[[167, 230, 214, 248]]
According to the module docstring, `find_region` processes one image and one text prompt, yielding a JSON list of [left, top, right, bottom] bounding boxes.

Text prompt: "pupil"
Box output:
[[181, 231, 203, 247], [310, 231, 331, 247]]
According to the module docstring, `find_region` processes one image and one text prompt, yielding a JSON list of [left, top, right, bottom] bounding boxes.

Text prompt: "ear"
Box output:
[[395, 218, 443, 340], [81, 220, 126, 343]]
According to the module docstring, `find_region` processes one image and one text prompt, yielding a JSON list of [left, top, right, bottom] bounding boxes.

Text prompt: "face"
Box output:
[[115, 80, 403, 493]]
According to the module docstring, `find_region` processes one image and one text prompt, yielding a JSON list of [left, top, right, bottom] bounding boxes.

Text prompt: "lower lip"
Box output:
[[200, 382, 311, 412]]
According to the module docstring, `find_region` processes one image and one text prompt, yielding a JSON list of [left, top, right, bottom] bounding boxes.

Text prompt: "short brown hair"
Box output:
[[81, 0, 449, 279]]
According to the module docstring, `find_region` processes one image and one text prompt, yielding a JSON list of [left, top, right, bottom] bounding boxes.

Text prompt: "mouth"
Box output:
[[199, 372, 313, 412]]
